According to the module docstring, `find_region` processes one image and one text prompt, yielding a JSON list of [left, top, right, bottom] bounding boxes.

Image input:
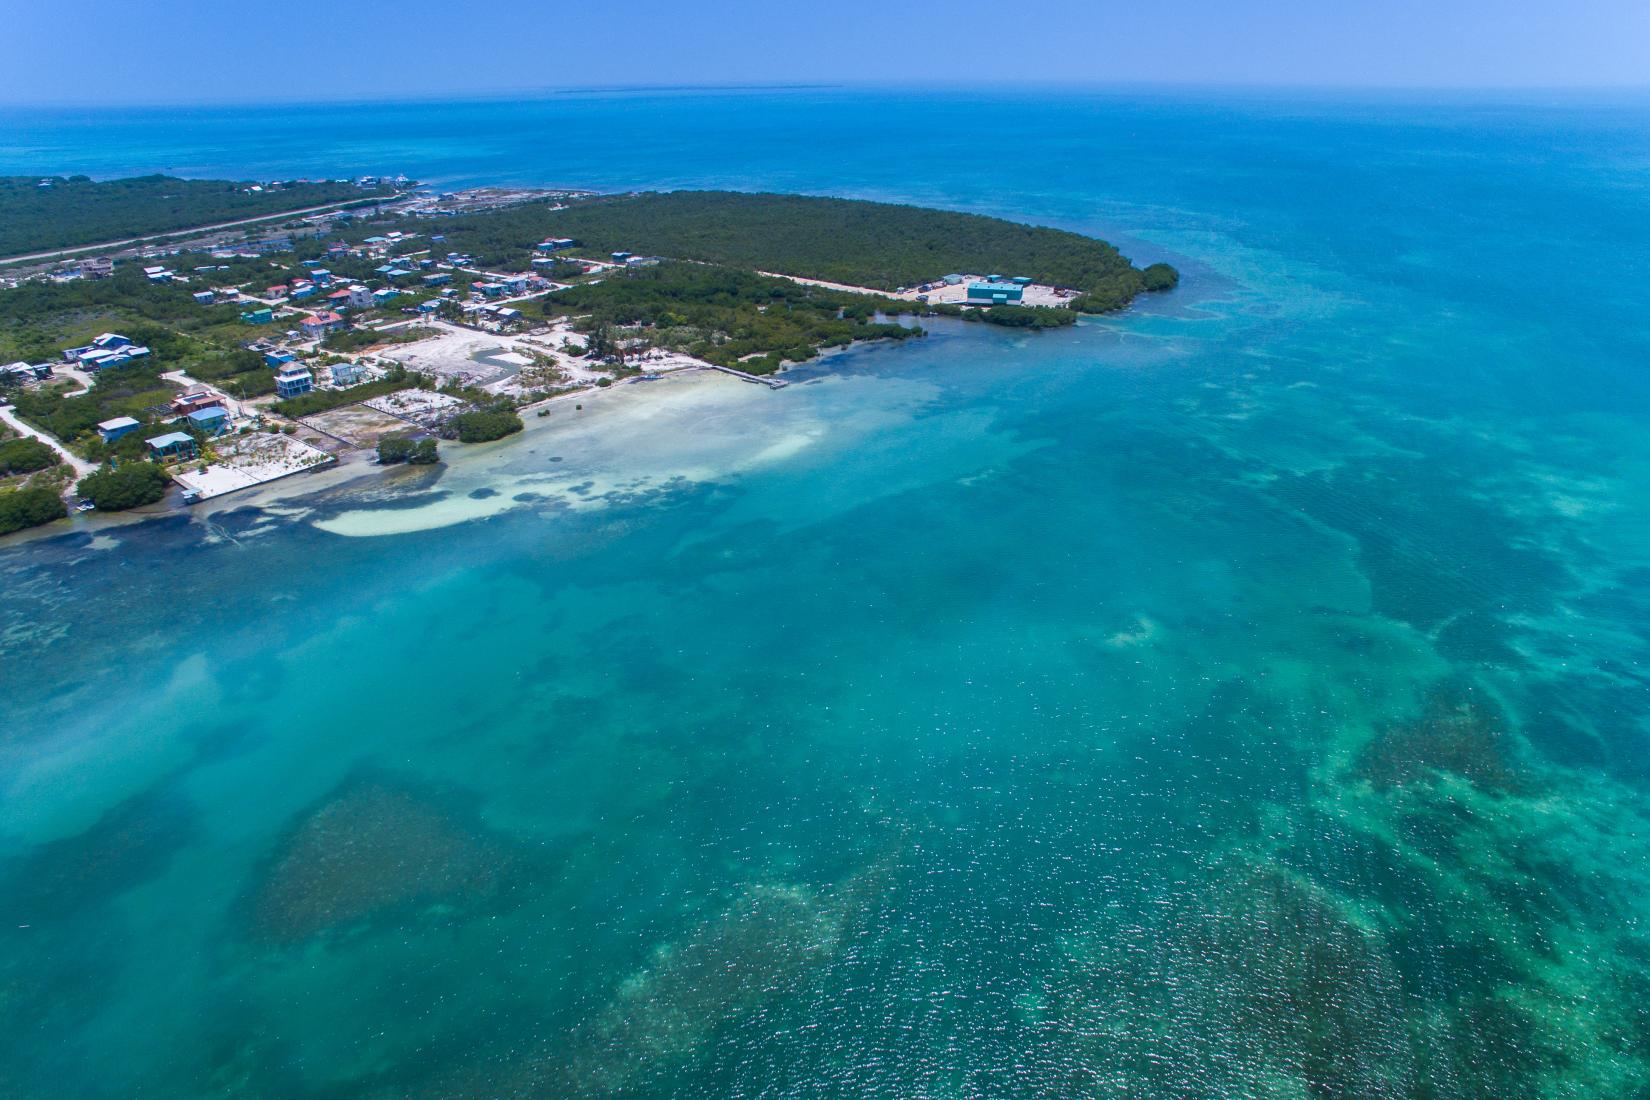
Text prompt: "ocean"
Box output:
[[3, 87, 1650, 1097]]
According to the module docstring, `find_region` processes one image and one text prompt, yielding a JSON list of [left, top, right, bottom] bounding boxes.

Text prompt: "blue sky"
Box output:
[[3, 0, 1648, 105]]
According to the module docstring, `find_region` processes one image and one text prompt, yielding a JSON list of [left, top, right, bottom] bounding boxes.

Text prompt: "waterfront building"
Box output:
[[146, 432, 197, 460], [967, 282, 1023, 304]]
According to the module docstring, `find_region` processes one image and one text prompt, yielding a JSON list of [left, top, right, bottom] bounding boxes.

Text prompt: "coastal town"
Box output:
[[0, 175, 1176, 537]]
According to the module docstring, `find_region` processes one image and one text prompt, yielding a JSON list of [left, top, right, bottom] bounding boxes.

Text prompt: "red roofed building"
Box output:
[[301, 311, 345, 337], [170, 389, 226, 416]]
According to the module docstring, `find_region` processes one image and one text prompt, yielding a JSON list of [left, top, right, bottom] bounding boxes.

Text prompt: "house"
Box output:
[[263, 349, 298, 369], [536, 238, 575, 253], [373, 287, 400, 305], [311, 269, 333, 285], [66, 334, 150, 370], [346, 285, 375, 310], [146, 432, 197, 460], [274, 364, 314, 398], [5, 361, 52, 383], [186, 406, 230, 435], [300, 312, 344, 338], [610, 251, 632, 262], [171, 390, 225, 416], [241, 307, 274, 325], [264, 285, 287, 299], [422, 273, 452, 287], [78, 346, 151, 370], [290, 283, 316, 299], [330, 361, 364, 386], [97, 416, 141, 443], [92, 333, 134, 352], [192, 290, 215, 305]]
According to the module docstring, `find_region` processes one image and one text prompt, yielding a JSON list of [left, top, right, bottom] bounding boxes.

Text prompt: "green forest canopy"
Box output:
[[0, 175, 398, 257], [436, 191, 1177, 312], [541, 261, 925, 374]]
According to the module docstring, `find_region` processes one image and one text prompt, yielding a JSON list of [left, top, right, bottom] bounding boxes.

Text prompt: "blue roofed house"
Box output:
[[97, 416, 141, 443], [193, 290, 216, 304], [146, 432, 197, 460], [68, 333, 151, 371], [264, 349, 298, 369], [186, 406, 230, 436]]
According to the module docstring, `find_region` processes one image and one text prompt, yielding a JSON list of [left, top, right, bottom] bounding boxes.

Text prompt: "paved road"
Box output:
[[0, 404, 96, 477], [0, 193, 407, 267]]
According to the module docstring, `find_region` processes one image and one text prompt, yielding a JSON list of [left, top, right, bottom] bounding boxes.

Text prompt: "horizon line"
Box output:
[[4, 78, 1650, 113]]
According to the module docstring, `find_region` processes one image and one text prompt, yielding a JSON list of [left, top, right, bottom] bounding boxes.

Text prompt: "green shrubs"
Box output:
[[377, 436, 440, 465], [973, 305, 1078, 329], [1142, 263, 1180, 292], [0, 487, 67, 535], [377, 436, 413, 464], [77, 461, 169, 511], [0, 437, 59, 475], [447, 409, 523, 444]]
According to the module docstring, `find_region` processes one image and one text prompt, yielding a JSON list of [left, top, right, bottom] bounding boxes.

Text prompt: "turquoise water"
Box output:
[[5, 88, 1650, 1097]]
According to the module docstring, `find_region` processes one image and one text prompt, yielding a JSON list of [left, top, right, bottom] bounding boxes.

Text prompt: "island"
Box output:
[[0, 177, 1178, 537]]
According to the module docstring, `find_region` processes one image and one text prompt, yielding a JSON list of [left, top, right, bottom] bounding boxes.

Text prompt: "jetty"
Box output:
[[704, 364, 789, 389]]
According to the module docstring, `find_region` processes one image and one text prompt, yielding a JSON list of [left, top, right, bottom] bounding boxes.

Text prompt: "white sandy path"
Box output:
[[757, 269, 1071, 308], [0, 403, 96, 477]]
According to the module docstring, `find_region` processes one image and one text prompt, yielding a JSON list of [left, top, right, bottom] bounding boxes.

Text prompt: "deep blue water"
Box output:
[[4, 88, 1650, 1097]]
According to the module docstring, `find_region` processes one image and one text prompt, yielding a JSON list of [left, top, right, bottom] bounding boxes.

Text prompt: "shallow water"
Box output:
[[3, 88, 1650, 1097]]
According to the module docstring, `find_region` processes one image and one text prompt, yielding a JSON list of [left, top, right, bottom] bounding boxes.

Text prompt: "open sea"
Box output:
[[4, 87, 1650, 1098]]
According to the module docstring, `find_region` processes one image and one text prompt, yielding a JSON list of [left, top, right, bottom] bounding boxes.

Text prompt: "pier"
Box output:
[[704, 364, 789, 389]]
